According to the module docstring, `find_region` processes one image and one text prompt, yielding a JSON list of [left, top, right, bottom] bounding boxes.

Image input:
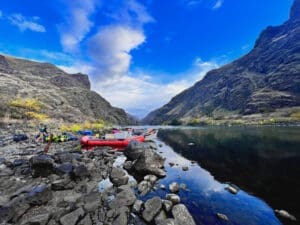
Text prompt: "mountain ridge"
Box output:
[[144, 0, 300, 124], [0, 54, 135, 125]]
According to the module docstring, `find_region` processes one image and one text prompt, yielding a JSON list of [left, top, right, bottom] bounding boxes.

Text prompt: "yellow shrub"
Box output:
[[291, 111, 300, 120], [60, 120, 108, 133], [9, 98, 42, 111], [25, 111, 48, 121]]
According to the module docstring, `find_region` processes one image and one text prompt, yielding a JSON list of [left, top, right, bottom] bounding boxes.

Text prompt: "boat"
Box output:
[[80, 135, 145, 149]]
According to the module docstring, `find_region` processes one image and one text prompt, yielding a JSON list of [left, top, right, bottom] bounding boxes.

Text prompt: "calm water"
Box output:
[[140, 126, 300, 225]]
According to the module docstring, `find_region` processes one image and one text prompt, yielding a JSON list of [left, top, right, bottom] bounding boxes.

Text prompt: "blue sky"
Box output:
[[0, 0, 294, 118]]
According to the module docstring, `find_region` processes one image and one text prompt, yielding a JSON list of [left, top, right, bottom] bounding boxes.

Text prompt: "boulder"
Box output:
[[78, 213, 93, 225], [30, 155, 54, 177], [60, 207, 85, 225], [110, 167, 129, 187], [142, 197, 162, 222], [109, 185, 136, 209], [166, 194, 180, 205], [154, 210, 167, 225], [162, 200, 173, 212], [133, 200, 143, 213], [172, 204, 196, 225], [125, 141, 166, 177]]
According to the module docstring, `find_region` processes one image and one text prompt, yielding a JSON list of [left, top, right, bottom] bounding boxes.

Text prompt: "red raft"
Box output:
[[81, 135, 145, 149]]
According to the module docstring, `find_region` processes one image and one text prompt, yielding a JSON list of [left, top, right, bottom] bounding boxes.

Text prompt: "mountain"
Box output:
[[144, 0, 300, 124], [0, 54, 135, 125]]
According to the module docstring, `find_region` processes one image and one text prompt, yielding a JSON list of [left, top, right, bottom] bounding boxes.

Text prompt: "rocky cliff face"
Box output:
[[144, 0, 300, 124], [0, 55, 134, 124]]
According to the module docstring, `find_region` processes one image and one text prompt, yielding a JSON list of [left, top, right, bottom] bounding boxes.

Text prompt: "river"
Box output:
[[141, 126, 299, 225]]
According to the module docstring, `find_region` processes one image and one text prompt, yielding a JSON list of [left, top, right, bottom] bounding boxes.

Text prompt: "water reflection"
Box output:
[[157, 126, 300, 225]]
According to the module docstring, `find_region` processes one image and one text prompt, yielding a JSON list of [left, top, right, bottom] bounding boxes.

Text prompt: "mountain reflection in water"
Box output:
[[157, 126, 300, 225]]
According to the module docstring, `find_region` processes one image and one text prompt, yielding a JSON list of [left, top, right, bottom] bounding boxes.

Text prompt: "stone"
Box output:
[[157, 218, 177, 225], [138, 180, 152, 196], [216, 213, 229, 221], [133, 200, 143, 213], [78, 213, 93, 225], [109, 185, 136, 209], [13, 159, 27, 167], [81, 192, 101, 212], [20, 213, 50, 225], [142, 197, 162, 222], [144, 175, 158, 184], [166, 194, 180, 204], [169, 182, 180, 193], [275, 209, 297, 221], [162, 200, 173, 212], [160, 184, 166, 190], [182, 166, 189, 171], [30, 155, 54, 177], [54, 162, 74, 175], [112, 209, 128, 225], [154, 210, 167, 225], [225, 184, 239, 194], [125, 141, 166, 177], [169, 162, 175, 167], [51, 177, 75, 191], [60, 207, 85, 225], [110, 167, 129, 187], [172, 204, 196, 225], [26, 185, 52, 206], [72, 165, 89, 180], [0, 166, 14, 177], [123, 161, 133, 170]]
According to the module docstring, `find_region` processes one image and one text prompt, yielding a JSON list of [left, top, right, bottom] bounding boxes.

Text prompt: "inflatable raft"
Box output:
[[80, 135, 145, 148]]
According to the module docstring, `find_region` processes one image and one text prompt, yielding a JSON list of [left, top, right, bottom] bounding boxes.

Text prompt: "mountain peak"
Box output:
[[290, 0, 300, 21]]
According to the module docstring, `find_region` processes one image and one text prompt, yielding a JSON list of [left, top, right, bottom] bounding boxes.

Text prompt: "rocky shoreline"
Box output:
[[0, 125, 196, 225]]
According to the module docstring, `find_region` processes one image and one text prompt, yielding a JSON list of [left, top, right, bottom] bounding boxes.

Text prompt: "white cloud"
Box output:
[[58, 0, 97, 53], [88, 25, 145, 78], [58, 63, 95, 75], [212, 0, 224, 10], [8, 14, 46, 32], [91, 58, 219, 118]]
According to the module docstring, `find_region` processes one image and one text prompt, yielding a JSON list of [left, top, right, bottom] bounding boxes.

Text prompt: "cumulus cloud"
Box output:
[[86, 0, 153, 80], [92, 58, 219, 118], [8, 14, 46, 32], [58, 0, 98, 53], [212, 0, 224, 10], [88, 25, 145, 79], [58, 63, 95, 75]]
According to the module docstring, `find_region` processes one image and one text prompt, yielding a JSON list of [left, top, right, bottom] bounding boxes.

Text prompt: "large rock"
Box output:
[[20, 213, 50, 225], [30, 155, 54, 177], [172, 204, 196, 225], [26, 185, 52, 206], [109, 167, 129, 187], [142, 197, 162, 222], [60, 207, 85, 225], [54, 162, 74, 176], [125, 141, 166, 177], [109, 185, 136, 209]]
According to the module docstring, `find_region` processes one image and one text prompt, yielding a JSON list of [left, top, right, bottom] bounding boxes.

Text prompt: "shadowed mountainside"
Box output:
[[144, 0, 300, 124]]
